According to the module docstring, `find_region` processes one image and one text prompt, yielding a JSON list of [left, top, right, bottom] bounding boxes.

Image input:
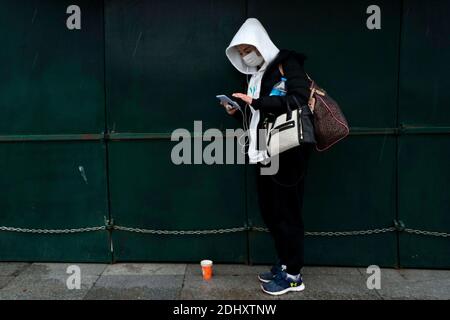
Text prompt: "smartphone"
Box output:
[[216, 95, 241, 110]]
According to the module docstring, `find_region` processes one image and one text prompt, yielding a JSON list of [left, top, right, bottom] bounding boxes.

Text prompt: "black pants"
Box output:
[[255, 143, 313, 275]]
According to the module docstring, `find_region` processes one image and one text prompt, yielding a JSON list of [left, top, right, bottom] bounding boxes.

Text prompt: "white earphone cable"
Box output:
[[237, 68, 251, 155]]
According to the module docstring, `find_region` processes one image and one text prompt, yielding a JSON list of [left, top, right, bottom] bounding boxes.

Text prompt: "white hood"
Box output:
[[226, 18, 280, 75]]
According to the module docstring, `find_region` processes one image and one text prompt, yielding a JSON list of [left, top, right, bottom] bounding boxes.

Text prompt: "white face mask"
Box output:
[[242, 50, 264, 67]]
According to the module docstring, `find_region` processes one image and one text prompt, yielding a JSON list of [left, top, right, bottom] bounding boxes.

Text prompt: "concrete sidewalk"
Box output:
[[0, 263, 449, 300]]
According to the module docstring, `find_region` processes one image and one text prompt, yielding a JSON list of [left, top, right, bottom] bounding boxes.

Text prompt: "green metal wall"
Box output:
[[0, 0, 109, 262], [397, 0, 450, 268], [105, 0, 248, 262], [0, 0, 449, 268]]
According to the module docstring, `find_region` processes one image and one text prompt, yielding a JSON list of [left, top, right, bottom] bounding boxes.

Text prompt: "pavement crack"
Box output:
[[83, 271, 103, 300], [179, 264, 188, 299]]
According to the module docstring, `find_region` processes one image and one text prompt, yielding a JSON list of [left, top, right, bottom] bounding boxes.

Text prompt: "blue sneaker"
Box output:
[[260, 270, 305, 295], [257, 261, 285, 283]]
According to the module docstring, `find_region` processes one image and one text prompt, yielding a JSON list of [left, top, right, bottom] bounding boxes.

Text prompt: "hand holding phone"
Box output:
[[216, 95, 241, 110]]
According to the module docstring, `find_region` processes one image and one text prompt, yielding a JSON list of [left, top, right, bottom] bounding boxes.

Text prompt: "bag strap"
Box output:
[[278, 64, 293, 115], [278, 63, 328, 115], [278, 64, 285, 76]]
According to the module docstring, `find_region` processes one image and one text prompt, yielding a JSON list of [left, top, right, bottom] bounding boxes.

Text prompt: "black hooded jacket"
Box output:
[[232, 49, 313, 151]]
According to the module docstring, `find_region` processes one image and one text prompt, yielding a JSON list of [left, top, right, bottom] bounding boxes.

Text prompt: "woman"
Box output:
[[221, 18, 315, 296]]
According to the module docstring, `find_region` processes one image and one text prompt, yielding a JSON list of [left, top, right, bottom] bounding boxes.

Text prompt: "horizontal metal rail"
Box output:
[[0, 133, 104, 142], [1, 125, 450, 142]]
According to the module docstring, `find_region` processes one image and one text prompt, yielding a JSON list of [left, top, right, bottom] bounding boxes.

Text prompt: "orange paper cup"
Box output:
[[200, 260, 213, 280]]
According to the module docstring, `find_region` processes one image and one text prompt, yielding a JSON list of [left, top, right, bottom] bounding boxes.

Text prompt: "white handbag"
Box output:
[[265, 96, 305, 157]]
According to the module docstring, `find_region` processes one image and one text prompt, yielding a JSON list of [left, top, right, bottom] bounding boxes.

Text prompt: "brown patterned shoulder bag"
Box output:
[[305, 73, 350, 151]]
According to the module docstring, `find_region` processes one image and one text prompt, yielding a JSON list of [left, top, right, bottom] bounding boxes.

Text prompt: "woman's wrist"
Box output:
[[251, 98, 261, 109]]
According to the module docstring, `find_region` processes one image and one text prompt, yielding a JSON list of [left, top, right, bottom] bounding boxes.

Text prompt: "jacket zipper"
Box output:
[[299, 108, 303, 140]]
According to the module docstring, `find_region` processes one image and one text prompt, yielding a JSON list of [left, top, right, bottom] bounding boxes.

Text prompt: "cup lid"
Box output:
[[200, 259, 213, 266]]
